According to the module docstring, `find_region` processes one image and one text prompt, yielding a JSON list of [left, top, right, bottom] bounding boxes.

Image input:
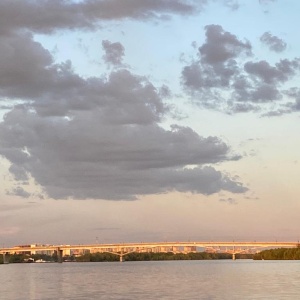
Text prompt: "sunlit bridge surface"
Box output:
[[1, 241, 299, 262]]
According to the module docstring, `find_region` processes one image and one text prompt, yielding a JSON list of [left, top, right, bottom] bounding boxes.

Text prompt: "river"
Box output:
[[1, 260, 300, 299]]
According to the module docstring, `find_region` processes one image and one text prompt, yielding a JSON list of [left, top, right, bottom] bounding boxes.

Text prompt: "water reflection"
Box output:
[[1, 260, 300, 299]]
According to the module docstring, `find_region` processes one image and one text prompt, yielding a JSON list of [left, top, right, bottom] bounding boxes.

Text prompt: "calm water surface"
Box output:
[[1, 260, 300, 299]]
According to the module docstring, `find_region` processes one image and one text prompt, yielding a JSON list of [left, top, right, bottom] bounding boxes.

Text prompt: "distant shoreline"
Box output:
[[2, 248, 300, 264]]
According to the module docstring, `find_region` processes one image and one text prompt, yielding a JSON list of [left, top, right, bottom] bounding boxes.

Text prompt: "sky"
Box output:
[[1, 0, 300, 247]]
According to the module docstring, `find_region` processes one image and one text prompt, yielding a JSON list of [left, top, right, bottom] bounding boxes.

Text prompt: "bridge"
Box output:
[[1, 241, 299, 263]]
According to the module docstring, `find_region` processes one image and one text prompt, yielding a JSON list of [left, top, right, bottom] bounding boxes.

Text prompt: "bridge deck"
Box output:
[[0, 241, 298, 254]]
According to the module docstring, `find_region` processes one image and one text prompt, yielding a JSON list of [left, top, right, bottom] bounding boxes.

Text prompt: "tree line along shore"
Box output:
[[1, 248, 300, 264]]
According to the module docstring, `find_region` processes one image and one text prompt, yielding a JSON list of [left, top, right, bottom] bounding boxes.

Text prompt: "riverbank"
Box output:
[[3, 247, 300, 264], [0, 252, 253, 264]]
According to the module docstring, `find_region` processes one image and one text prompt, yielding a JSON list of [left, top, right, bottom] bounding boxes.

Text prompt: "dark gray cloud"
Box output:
[[262, 108, 290, 117], [261, 87, 300, 116], [244, 59, 300, 84], [260, 32, 287, 53], [242, 85, 300, 116], [7, 186, 31, 198], [0, 31, 167, 122], [0, 97, 246, 200], [284, 88, 300, 112], [199, 24, 251, 66], [0, 31, 54, 100], [181, 25, 300, 115], [228, 102, 260, 113], [0, 30, 246, 200], [0, 0, 206, 35], [219, 197, 237, 205], [270, 88, 300, 115], [102, 40, 125, 66], [0, 1, 248, 200], [182, 25, 251, 94]]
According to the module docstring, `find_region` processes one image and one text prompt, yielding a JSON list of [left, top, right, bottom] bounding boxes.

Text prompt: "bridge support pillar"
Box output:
[[232, 253, 236, 260], [3, 253, 10, 264], [119, 255, 123, 262], [57, 249, 63, 263]]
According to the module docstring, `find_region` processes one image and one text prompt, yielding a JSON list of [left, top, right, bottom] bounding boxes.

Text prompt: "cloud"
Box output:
[[0, 0, 206, 35], [0, 2, 248, 201], [261, 87, 300, 117], [0, 30, 246, 200], [182, 25, 251, 95], [244, 59, 299, 84], [0, 36, 247, 199], [258, 0, 277, 13], [181, 25, 300, 115], [223, 0, 240, 11], [102, 40, 125, 67], [7, 186, 31, 198], [0, 31, 54, 100], [260, 32, 287, 53], [0, 101, 246, 200], [219, 197, 237, 205], [199, 24, 251, 66], [286, 99, 300, 112]]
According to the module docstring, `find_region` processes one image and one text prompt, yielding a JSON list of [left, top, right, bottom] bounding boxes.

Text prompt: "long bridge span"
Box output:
[[1, 241, 299, 263]]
